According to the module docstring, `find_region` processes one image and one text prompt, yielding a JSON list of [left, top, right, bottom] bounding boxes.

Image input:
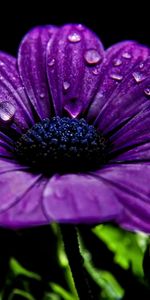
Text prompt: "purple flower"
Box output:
[[0, 24, 150, 232]]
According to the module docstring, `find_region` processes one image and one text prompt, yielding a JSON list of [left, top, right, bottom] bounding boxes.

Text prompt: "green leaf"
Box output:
[[44, 292, 60, 300], [81, 248, 124, 300], [93, 224, 148, 276], [8, 289, 35, 300], [50, 283, 77, 300], [10, 258, 41, 280]]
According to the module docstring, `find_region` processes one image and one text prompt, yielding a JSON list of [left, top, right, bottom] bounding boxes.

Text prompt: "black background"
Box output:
[[0, 3, 149, 56]]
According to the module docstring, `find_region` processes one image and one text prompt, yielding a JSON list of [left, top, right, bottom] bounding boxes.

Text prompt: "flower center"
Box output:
[[14, 117, 108, 173]]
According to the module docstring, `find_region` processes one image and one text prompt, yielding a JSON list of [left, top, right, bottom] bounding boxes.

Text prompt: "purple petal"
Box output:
[[110, 102, 150, 160], [0, 132, 14, 158], [0, 52, 34, 132], [86, 41, 150, 128], [113, 142, 150, 162], [0, 158, 29, 174], [18, 26, 58, 119], [0, 177, 47, 229], [95, 163, 150, 233], [42, 173, 123, 223], [0, 166, 38, 213], [0, 159, 47, 228], [46, 24, 104, 117]]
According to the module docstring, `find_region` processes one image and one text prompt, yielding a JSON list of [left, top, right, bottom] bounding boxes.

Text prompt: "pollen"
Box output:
[[14, 117, 108, 173]]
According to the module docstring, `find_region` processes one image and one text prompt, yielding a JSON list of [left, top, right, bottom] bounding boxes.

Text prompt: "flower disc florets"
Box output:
[[14, 117, 108, 173]]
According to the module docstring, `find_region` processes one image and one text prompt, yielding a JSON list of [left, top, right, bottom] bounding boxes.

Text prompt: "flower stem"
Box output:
[[60, 224, 94, 300]]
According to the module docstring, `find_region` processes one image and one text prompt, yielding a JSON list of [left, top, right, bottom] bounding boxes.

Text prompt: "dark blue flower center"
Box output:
[[14, 117, 108, 174]]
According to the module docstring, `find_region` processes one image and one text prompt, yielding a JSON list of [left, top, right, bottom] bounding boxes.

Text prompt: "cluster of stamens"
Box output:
[[14, 117, 108, 173]]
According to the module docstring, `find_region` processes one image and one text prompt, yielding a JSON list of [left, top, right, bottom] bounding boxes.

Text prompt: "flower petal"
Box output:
[[46, 24, 104, 117], [0, 166, 38, 213], [0, 132, 14, 158], [0, 158, 27, 173], [18, 26, 58, 119], [95, 163, 150, 233], [0, 159, 47, 228], [0, 176, 47, 229], [113, 142, 150, 162], [42, 173, 123, 223], [0, 52, 34, 132], [110, 102, 150, 161], [86, 41, 150, 128]]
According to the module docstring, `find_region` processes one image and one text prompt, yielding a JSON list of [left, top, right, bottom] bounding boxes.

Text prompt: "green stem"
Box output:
[[60, 225, 94, 300]]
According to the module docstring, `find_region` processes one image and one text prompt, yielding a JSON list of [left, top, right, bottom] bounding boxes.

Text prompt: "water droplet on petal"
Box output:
[[0, 61, 4, 66], [0, 101, 15, 123], [84, 49, 102, 65], [76, 24, 84, 31], [68, 32, 81, 43], [40, 93, 45, 99], [122, 52, 131, 59], [48, 58, 55, 67], [113, 58, 122, 66], [144, 88, 150, 96], [63, 81, 70, 91], [92, 69, 100, 75], [139, 63, 144, 69], [64, 98, 82, 118], [132, 72, 145, 83], [110, 73, 123, 81]]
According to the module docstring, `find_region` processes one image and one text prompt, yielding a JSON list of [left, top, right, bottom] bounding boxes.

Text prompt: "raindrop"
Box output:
[[122, 52, 131, 59], [40, 93, 45, 99], [113, 58, 122, 66], [110, 73, 123, 81], [132, 72, 145, 83], [0, 101, 15, 123], [84, 49, 102, 65], [64, 98, 82, 118], [48, 58, 55, 67], [144, 88, 150, 96], [68, 32, 81, 43], [139, 63, 144, 69], [92, 69, 100, 75], [63, 81, 70, 91], [76, 24, 84, 31]]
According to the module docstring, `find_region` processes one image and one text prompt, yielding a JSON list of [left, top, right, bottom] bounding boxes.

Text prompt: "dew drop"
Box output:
[[0, 101, 15, 123], [84, 49, 102, 65], [110, 73, 123, 81], [139, 63, 144, 69], [76, 24, 84, 31], [40, 93, 45, 99], [122, 52, 131, 59], [132, 72, 145, 83], [92, 69, 100, 75], [144, 88, 150, 96], [64, 98, 82, 118], [68, 32, 81, 43], [48, 59, 55, 67], [63, 81, 70, 91], [113, 58, 122, 66]]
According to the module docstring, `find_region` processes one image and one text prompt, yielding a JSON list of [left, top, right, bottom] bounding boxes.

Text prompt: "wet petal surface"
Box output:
[[18, 26, 58, 119], [46, 24, 104, 117]]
